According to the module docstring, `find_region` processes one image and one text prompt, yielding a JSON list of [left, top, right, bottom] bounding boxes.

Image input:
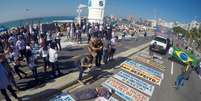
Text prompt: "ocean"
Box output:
[[0, 16, 75, 28]]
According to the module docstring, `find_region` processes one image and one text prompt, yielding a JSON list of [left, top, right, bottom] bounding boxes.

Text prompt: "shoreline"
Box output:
[[0, 16, 75, 28]]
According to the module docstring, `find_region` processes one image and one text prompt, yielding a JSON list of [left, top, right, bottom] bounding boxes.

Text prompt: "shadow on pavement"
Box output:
[[16, 59, 80, 91], [58, 55, 74, 60], [16, 74, 56, 90], [20, 89, 61, 101], [83, 57, 128, 84], [63, 47, 83, 51]]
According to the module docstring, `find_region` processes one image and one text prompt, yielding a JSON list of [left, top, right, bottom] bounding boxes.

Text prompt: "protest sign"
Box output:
[[132, 56, 166, 71], [102, 78, 149, 101], [120, 60, 163, 79], [121, 63, 162, 86], [114, 71, 155, 96]]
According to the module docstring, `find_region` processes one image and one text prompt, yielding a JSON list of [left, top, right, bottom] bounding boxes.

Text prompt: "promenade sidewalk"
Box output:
[[13, 41, 150, 101]]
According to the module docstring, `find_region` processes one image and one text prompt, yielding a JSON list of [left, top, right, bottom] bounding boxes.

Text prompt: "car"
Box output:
[[149, 36, 171, 54]]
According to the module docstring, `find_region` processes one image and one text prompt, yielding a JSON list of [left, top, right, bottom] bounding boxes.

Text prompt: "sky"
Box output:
[[0, 0, 201, 23]]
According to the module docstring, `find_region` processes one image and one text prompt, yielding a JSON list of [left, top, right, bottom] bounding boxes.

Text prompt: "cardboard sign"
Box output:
[[121, 63, 162, 86], [49, 94, 75, 101], [102, 78, 149, 101], [114, 71, 155, 96], [132, 56, 166, 71], [120, 60, 163, 79]]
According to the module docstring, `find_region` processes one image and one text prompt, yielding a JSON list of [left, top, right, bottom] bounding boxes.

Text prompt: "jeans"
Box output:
[[175, 74, 185, 89], [87, 34, 91, 43], [95, 51, 102, 67], [50, 61, 62, 77], [0, 85, 18, 101], [19, 49, 26, 59], [31, 67, 38, 80], [55, 39, 61, 51], [103, 48, 109, 64], [43, 57, 49, 72], [78, 65, 85, 80]]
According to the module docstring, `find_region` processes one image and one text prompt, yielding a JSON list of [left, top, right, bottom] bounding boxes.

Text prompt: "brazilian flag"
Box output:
[[171, 46, 198, 67]]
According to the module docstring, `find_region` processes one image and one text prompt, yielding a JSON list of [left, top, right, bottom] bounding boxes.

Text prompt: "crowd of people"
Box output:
[[0, 24, 65, 101], [0, 20, 118, 101], [63, 21, 114, 43]]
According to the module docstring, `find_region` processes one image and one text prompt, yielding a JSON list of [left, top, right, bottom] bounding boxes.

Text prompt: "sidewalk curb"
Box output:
[[18, 42, 150, 100]]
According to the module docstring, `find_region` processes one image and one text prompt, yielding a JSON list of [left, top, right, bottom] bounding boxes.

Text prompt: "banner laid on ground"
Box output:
[[113, 71, 155, 96], [121, 63, 162, 86], [120, 60, 163, 79], [102, 78, 150, 101], [49, 94, 75, 101], [132, 56, 166, 71]]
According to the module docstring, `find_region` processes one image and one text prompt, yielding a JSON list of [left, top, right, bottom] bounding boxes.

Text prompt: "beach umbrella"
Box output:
[[0, 26, 7, 32]]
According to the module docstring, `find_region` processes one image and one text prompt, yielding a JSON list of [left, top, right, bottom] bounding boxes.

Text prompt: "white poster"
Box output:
[[88, 0, 105, 8], [88, 0, 105, 23]]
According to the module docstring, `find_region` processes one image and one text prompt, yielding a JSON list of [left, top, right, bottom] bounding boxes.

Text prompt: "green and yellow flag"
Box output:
[[172, 46, 198, 67]]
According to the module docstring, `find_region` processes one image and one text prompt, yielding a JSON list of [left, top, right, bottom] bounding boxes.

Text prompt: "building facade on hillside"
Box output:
[[189, 20, 200, 30], [174, 20, 200, 31]]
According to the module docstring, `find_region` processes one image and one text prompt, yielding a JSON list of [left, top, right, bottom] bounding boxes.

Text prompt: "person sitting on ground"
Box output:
[[74, 87, 113, 101], [77, 54, 93, 84]]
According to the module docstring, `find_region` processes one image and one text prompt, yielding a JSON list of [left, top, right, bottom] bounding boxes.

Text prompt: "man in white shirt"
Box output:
[[55, 32, 62, 51], [48, 44, 62, 77], [46, 31, 52, 47], [16, 35, 26, 59], [67, 25, 71, 39], [39, 46, 49, 72]]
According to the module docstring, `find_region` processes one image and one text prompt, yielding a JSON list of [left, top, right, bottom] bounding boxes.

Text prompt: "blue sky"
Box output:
[[0, 0, 200, 23]]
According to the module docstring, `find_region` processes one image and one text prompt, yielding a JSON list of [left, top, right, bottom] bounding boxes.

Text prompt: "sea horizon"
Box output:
[[0, 16, 75, 28]]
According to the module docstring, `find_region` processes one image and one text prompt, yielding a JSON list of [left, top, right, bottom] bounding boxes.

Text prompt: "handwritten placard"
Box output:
[[120, 60, 163, 79], [132, 56, 166, 71], [49, 94, 75, 101], [121, 63, 162, 86], [114, 71, 155, 96], [102, 78, 150, 101]]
